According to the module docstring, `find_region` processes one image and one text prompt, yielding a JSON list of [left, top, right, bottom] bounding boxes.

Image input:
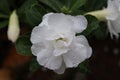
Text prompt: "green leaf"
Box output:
[[18, 0, 46, 27], [0, 13, 9, 19], [93, 22, 108, 39], [84, 0, 107, 11], [26, 5, 46, 26], [15, 33, 32, 56], [29, 57, 41, 73], [0, 20, 8, 29], [79, 15, 107, 39], [70, 0, 86, 11], [39, 0, 62, 12], [78, 60, 91, 73], [0, 0, 11, 14]]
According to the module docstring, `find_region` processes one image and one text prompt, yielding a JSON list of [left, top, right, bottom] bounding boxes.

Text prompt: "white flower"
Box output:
[[7, 10, 20, 42], [86, 0, 120, 38], [30, 13, 92, 74], [106, 0, 120, 38]]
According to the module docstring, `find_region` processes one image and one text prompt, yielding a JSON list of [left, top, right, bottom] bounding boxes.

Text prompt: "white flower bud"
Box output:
[[85, 9, 109, 21], [7, 10, 20, 43]]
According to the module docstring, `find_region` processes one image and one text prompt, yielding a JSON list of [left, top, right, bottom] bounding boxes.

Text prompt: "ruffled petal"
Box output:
[[71, 15, 87, 33], [63, 35, 92, 67], [54, 62, 66, 74], [39, 13, 54, 27], [31, 42, 45, 56], [45, 56, 62, 70], [30, 26, 47, 44], [37, 49, 52, 66], [74, 35, 92, 58], [47, 13, 74, 34], [37, 49, 62, 70]]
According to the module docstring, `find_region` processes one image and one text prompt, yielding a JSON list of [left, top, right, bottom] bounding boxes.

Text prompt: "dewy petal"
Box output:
[[45, 56, 62, 70], [31, 42, 45, 56], [31, 26, 46, 44], [54, 62, 66, 74], [37, 50, 62, 70], [37, 49, 52, 67], [39, 13, 54, 27], [30, 25, 55, 44], [63, 35, 92, 67], [47, 13, 74, 34], [74, 35, 92, 58], [71, 15, 87, 33]]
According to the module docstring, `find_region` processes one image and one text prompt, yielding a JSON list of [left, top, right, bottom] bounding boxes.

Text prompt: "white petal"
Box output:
[[54, 62, 66, 74], [75, 35, 92, 58], [31, 42, 45, 56], [37, 49, 52, 66], [72, 15, 87, 33], [107, 20, 119, 38], [37, 49, 62, 70], [110, 16, 120, 33], [30, 26, 46, 44], [47, 13, 74, 34], [107, 0, 120, 20], [30, 25, 55, 44], [63, 36, 92, 67], [40, 13, 54, 27], [45, 56, 62, 70]]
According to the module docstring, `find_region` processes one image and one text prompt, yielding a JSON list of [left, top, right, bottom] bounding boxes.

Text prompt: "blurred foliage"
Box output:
[[0, 0, 10, 29], [78, 60, 91, 74], [83, 0, 107, 11], [18, 0, 47, 27], [15, 33, 32, 56], [29, 57, 41, 73]]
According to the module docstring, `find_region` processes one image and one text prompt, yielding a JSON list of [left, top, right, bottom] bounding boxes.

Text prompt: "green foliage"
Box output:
[[18, 0, 47, 27], [15, 33, 32, 56], [29, 57, 41, 73], [77, 15, 107, 39], [70, 0, 86, 12], [93, 22, 108, 39], [84, 0, 107, 11], [39, 0, 62, 12], [0, 0, 11, 14], [0, 0, 10, 29], [78, 60, 91, 73], [0, 20, 8, 29], [38, 0, 86, 14]]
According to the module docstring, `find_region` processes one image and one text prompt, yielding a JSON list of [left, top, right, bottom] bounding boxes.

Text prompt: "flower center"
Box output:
[[55, 37, 67, 42]]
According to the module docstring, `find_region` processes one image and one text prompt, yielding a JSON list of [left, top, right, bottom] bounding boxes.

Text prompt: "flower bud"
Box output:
[[7, 10, 20, 43], [85, 9, 109, 21]]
